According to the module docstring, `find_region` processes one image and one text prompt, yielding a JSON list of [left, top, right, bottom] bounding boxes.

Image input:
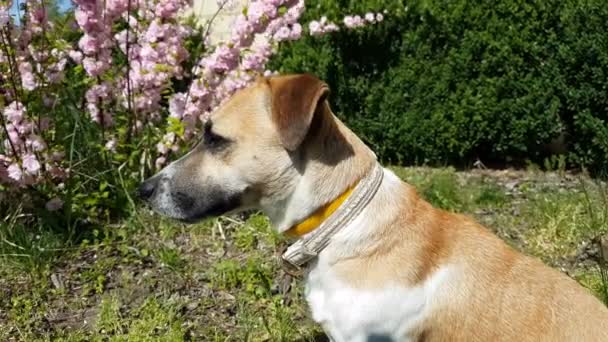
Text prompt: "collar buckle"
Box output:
[[280, 257, 307, 277]]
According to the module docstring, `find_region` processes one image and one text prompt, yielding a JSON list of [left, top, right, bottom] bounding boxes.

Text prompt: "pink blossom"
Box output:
[[107, 0, 128, 17], [247, 1, 278, 28], [6, 126, 21, 146], [86, 102, 100, 122], [85, 83, 110, 103], [145, 20, 170, 43], [206, 45, 239, 73], [55, 0, 385, 190], [290, 23, 302, 40], [0, 5, 9, 27], [344, 15, 365, 29], [45, 197, 64, 211], [68, 50, 83, 63], [74, 8, 96, 30], [105, 138, 117, 152], [155, 0, 182, 18], [325, 23, 339, 32], [309, 20, 322, 35], [156, 142, 169, 155], [27, 135, 47, 152], [169, 93, 186, 119], [22, 154, 41, 175], [18, 62, 37, 90], [78, 34, 99, 55], [308, 16, 340, 36], [82, 57, 107, 77], [7, 163, 23, 182], [155, 157, 166, 169], [273, 26, 291, 41], [16, 121, 34, 135], [283, 0, 304, 24], [139, 45, 159, 60], [0, 0, 69, 188], [231, 14, 254, 47], [3, 102, 25, 123], [263, 70, 279, 77]]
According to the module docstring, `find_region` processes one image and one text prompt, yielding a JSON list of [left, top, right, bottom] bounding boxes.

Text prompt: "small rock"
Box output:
[[186, 301, 199, 311], [505, 180, 519, 191], [51, 273, 64, 290]]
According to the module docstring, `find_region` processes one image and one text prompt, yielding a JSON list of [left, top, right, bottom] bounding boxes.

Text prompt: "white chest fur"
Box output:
[[304, 259, 452, 342], [297, 169, 453, 341]]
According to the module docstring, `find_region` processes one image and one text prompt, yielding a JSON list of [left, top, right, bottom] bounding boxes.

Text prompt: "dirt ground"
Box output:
[[1, 166, 606, 341]]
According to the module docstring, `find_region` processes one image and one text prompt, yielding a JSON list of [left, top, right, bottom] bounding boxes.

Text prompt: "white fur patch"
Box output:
[[305, 262, 453, 342], [303, 168, 452, 341]]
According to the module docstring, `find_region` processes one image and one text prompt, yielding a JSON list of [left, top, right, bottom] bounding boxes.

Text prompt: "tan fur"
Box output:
[[268, 74, 330, 151], [333, 185, 608, 340], [146, 74, 608, 341]]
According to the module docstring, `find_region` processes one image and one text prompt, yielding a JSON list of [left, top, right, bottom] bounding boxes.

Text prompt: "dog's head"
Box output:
[[137, 74, 330, 223]]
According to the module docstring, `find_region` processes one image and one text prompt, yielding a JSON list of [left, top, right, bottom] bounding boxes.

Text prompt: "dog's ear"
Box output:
[[268, 74, 330, 151]]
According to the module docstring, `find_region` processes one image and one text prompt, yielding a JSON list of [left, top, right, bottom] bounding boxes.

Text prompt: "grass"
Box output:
[[1, 166, 607, 340]]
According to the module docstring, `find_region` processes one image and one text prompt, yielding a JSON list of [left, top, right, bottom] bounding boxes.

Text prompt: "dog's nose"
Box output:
[[137, 177, 159, 200]]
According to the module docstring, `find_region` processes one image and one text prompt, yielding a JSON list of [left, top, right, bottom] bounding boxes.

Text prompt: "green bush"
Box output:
[[270, 0, 608, 173]]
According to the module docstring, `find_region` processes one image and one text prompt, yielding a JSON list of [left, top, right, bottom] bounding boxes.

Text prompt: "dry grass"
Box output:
[[1, 166, 607, 341]]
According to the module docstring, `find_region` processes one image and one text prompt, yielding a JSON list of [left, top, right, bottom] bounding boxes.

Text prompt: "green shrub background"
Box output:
[[270, 0, 608, 173]]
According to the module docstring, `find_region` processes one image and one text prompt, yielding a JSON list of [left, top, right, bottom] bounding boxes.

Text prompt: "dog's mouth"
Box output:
[[175, 192, 242, 224], [143, 186, 243, 224]]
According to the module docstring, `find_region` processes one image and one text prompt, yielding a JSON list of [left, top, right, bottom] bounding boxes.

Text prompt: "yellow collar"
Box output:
[[284, 185, 356, 238]]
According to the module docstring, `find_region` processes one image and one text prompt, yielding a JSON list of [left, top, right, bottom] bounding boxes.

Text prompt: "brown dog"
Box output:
[[138, 74, 608, 341]]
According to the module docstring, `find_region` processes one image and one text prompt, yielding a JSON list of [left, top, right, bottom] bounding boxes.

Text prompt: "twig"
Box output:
[[215, 219, 226, 240], [125, 0, 135, 142], [0, 253, 32, 258], [2, 238, 26, 250], [0, 29, 22, 159], [221, 216, 245, 226]]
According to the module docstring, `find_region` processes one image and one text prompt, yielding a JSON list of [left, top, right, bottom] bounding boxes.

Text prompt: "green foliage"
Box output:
[[209, 257, 274, 298], [0, 9, 202, 271], [270, 0, 608, 173], [96, 296, 185, 341], [391, 167, 507, 212]]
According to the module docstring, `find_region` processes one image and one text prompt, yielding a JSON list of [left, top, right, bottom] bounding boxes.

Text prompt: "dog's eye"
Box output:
[[203, 122, 229, 150]]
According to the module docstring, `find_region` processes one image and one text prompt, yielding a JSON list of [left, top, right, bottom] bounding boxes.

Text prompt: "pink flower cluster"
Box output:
[[0, 3, 9, 27], [308, 12, 384, 37], [120, 5, 191, 119], [73, 0, 125, 124], [308, 16, 339, 36], [0, 101, 65, 187], [1, 0, 69, 92], [73, 0, 191, 128], [181, 0, 305, 117], [1, 0, 389, 208], [0, 1, 67, 196], [343, 12, 384, 29], [155, 0, 306, 167], [66, 0, 387, 170]]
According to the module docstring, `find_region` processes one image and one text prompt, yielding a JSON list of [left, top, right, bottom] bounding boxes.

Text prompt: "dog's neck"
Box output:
[[264, 102, 377, 233]]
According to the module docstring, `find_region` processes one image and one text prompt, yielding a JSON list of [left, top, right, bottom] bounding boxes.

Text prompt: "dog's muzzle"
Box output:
[[137, 176, 160, 201]]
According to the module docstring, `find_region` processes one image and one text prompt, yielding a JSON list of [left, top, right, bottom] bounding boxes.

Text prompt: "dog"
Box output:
[[138, 74, 608, 341]]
